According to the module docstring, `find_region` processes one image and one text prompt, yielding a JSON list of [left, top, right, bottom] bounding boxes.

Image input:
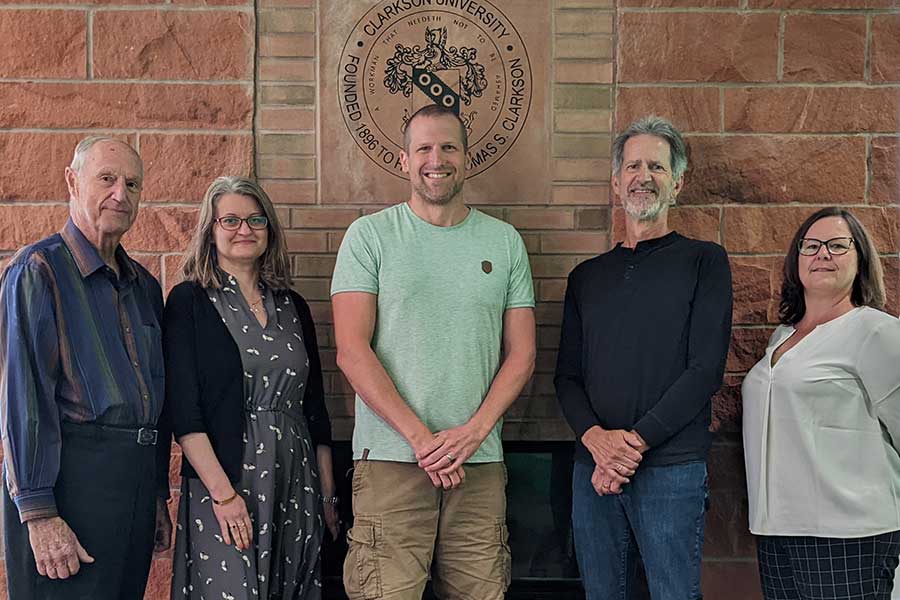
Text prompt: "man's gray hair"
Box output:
[[612, 115, 688, 180], [69, 136, 142, 175]]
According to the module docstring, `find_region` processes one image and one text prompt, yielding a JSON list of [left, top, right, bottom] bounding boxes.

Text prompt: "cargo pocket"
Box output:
[[494, 519, 512, 590], [344, 517, 383, 599]]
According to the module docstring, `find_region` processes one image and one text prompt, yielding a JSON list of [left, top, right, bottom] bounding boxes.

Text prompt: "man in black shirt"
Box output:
[[554, 115, 732, 600]]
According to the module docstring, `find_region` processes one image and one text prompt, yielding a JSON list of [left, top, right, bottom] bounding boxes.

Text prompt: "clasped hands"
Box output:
[[583, 426, 648, 496], [414, 423, 483, 490]]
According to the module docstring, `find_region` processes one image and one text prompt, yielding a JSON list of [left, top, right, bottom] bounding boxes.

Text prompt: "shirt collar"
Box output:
[[615, 230, 682, 254], [60, 218, 137, 282]]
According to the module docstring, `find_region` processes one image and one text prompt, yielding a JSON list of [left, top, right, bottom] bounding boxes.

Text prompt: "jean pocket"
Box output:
[[344, 517, 382, 599]]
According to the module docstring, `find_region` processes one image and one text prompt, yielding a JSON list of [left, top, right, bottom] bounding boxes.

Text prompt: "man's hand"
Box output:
[[323, 503, 340, 542], [416, 423, 483, 476], [26, 516, 94, 579], [411, 431, 468, 490], [582, 425, 644, 479], [153, 497, 172, 552]]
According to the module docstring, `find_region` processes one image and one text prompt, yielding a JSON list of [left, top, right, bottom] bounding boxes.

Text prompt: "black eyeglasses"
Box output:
[[215, 215, 268, 231], [797, 237, 855, 256]]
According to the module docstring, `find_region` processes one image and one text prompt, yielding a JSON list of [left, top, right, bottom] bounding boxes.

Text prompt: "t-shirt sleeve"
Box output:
[[331, 218, 380, 296], [505, 228, 535, 309]]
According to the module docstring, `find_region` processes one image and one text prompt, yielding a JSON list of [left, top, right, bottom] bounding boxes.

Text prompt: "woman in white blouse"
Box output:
[[742, 207, 900, 600]]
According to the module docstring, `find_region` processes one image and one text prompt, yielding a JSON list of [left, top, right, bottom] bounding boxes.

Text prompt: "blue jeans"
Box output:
[[572, 459, 708, 600]]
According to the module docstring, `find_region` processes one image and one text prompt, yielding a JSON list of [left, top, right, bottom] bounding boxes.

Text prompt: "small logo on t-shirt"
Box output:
[[482, 260, 493, 274]]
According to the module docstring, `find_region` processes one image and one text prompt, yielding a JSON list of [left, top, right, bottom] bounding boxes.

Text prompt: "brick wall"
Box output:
[[0, 0, 897, 598]]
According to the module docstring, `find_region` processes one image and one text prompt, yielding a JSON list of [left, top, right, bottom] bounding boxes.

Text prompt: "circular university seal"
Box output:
[[338, 0, 532, 179]]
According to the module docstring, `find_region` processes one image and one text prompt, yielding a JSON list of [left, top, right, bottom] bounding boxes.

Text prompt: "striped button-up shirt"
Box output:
[[0, 218, 166, 522]]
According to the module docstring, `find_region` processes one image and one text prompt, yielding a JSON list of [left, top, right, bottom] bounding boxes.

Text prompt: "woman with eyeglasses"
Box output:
[[164, 176, 338, 599], [742, 207, 900, 599]]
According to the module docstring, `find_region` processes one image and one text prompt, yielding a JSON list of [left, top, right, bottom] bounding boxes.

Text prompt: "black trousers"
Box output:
[[758, 532, 900, 600], [3, 421, 159, 600]]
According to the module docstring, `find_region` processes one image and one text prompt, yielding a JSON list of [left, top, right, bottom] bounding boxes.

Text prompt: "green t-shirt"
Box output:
[[331, 202, 535, 463]]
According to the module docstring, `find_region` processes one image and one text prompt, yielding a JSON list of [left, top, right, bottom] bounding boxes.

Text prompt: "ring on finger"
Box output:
[[446, 452, 456, 463]]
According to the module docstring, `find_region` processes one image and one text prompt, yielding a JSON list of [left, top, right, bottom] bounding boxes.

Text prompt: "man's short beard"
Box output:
[[624, 194, 669, 222], [414, 180, 464, 206]]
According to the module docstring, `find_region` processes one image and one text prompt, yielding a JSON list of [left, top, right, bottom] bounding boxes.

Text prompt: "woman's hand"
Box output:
[[211, 492, 253, 551]]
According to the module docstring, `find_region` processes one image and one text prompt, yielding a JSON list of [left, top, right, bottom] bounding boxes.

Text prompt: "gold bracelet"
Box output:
[[213, 491, 238, 506]]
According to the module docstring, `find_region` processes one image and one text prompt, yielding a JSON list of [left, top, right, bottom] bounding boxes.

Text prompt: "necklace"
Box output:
[[247, 296, 264, 314]]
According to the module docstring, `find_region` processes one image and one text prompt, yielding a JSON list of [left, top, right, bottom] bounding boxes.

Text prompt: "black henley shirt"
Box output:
[[554, 231, 733, 467]]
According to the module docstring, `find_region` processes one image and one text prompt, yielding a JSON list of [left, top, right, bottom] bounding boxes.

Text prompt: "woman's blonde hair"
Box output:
[[181, 176, 292, 290]]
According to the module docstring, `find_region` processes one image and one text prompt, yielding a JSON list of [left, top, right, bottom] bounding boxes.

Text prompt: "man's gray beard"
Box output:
[[624, 194, 669, 222]]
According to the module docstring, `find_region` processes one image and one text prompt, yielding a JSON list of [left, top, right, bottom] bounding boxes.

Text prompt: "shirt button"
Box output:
[[142, 394, 149, 401], [125, 327, 131, 334], [132, 360, 139, 367]]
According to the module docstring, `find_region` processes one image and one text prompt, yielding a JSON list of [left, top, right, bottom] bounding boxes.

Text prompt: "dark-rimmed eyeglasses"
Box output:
[[797, 237, 855, 256], [215, 215, 268, 231]]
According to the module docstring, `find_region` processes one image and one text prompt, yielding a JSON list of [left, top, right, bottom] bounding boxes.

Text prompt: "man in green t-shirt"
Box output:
[[331, 104, 536, 600]]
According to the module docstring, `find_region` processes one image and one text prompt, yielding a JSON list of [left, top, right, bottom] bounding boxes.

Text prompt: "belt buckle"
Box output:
[[136, 427, 158, 446]]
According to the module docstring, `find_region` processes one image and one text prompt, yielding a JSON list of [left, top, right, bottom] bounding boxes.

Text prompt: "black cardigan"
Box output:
[[162, 280, 332, 482]]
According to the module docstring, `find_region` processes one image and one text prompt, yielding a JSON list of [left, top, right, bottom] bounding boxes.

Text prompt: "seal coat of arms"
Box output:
[[339, 0, 533, 179]]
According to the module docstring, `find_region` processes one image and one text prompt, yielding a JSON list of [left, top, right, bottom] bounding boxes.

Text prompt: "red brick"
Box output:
[[783, 15, 866, 83], [552, 159, 609, 181], [723, 206, 897, 254], [0, 10, 86, 78], [123, 206, 198, 253], [259, 180, 317, 205], [750, 0, 897, 7], [725, 87, 899, 134], [0, 132, 82, 201], [576, 207, 611, 229], [172, 0, 251, 6], [292, 277, 331, 301], [731, 256, 783, 325], [537, 325, 562, 349], [872, 15, 900, 83], [727, 327, 774, 372], [539, 278, 568, 302], [529, 255, 579, 278], [93, 11, 252, 80], [554, 60, 613, 84], [259, 57, 315, 82], [701, 561, 763, 600], [617, 87, 720, 133], [551, 185, 609, 206], [141, 134, 253, 203], [0, 205, 68, 251], [535, 303, 564, 326], [0, 82, 252, 130], [328, 231, 345, 252], [285, 230, 327, 253], [506, 208, 575, 230], [259, 107, 315, 130], [682, 136, 866, 205], [622, 0, 736, 5], [259, 33, 315, 57], [291, 255, 336, 278], [1, 0, 155, 5], [618, 13, 778, 83], [541, 231, 608, 254], [290, 208, 359, 229], [871, 137, 899, 206]]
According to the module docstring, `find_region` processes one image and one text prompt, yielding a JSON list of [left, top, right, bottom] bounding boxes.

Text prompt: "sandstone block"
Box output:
[[554, 60, 613, 84], [93, 11, 252, 80], [131, 253, 162, 279], [783, 15, 866, 83], [541, 231, 608, 254], [0, 82, 252, 129], [554, 84, 612, 109], [554, 109, 612, 134], [727, 327, 774, 373], [552, 134, 610, 158], [553, 158, 609, 182], [260, 84, 315, 106], [0, 205, 69, 251], [258, 156, 315, 179], [144, 558, 172, 600], [682, 136, 866, 204], [0, 132, 84, 201], [730, 256, 782, 325], [576, 206, 611, 228], [0, 10, 86, 78], [713, 376, 743, 432], [668, 206, 721, 243], [617, 87, 720, 133], [725, 87, 899, 133], [259, 0, 313, 6], [290, 208, 359, 229], [259, 132, 315, 155], [258, 8, 314, 32], [871, 137, 899, 205], [618, 13, 778, 83], [750, 0, 896, 7], [163, 254, 185, 296], [123, 206, 198, 253], [259, 33, 315, 57], [507, 208, 575, 230], [140, 134, 253, 202], [621, 0, 737, 5], [872, 15, 900, 82]]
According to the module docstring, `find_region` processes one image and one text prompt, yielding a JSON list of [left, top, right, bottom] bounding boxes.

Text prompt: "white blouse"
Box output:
[[742, 307, 900, 537]]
